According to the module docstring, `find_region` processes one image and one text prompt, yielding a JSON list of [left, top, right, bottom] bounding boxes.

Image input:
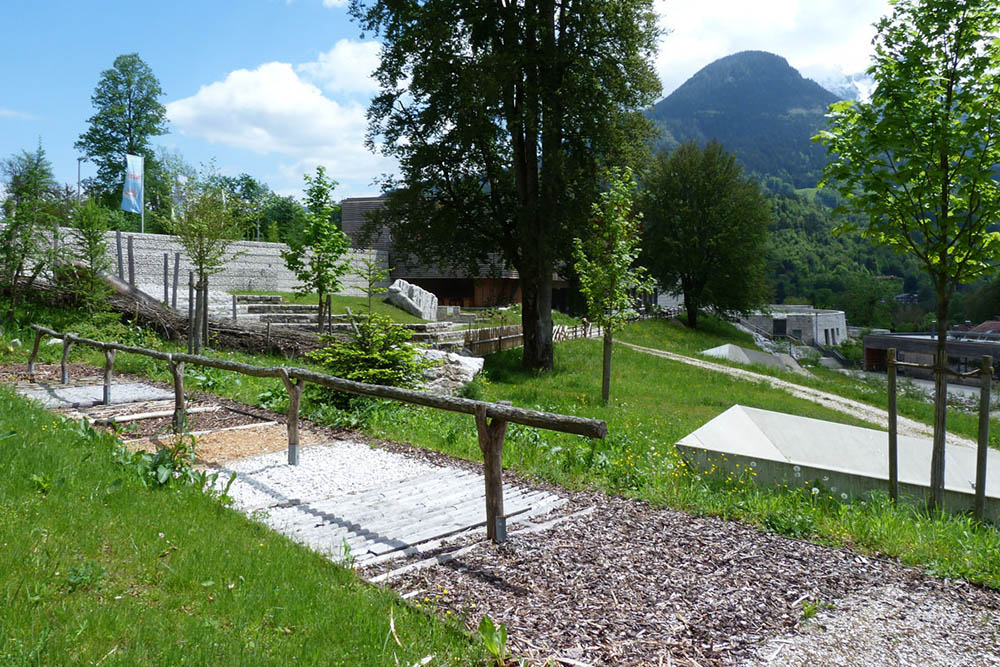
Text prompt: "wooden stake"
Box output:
[[232, 294, 238, 322], [975, 355, 992, 521], [475, 402, 510, 543], [169, 357, 186, 433], [60, 335, 75, 385], [187, 272, 195, 353], [279, 369, 304, 465], [887, 348, 898, 502], [171, 252, 180, 309], [163, 253, 169, 303], [103, 348, 116, 406], [116, 230, 124, 281], [127, 235, 135, 287], [27, 328, 43, 376]]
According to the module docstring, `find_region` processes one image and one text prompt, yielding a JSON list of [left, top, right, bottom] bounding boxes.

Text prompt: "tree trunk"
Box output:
[[929, 295, 949, 512], [317, 288, 326, 335], [520, 266, 554, 370], [192, 278, 205, 355], [602, 329, 612, 405], [685, 298, 699, 329]]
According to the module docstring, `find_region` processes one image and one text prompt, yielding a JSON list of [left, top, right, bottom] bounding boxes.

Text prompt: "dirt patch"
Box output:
[[103, 406, 266, 438], [124, 423, 328, 468], [1, 362, 103, 385]]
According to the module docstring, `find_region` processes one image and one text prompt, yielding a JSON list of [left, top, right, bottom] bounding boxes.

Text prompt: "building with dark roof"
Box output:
[[340, 196, 568, 308]]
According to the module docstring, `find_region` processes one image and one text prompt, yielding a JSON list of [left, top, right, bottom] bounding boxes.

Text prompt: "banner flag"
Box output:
[[121, 154, 144, 214]]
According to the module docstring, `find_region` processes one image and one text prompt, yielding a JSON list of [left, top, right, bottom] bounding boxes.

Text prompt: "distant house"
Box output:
[[741, 305, 847, 346], [340, 196, 568, 308], [863, 329, 1000, 383]]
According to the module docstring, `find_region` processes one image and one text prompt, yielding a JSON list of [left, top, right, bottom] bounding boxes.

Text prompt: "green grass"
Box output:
[[466, 306, 581, 328], [230, 290, 427, 324], [0, 389, 482, 665], [7, 298, 1000, 591], [617, 317, 1000, 450]]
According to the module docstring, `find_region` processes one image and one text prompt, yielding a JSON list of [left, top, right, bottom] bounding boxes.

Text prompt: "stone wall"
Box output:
[[56, 227, 387, 297]]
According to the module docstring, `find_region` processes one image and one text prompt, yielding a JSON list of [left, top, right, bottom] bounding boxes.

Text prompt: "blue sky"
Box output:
[[0, 0, 888, 201]]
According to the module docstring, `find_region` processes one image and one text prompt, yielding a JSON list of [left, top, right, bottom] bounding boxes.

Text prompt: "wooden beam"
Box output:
[[60, 334, 75, 385], [103, 348, 116, 406], [169, 357, 186, 433], [475, 402, 509, 543], [27, 328, 43, 376], [278, 369, 304, 466]]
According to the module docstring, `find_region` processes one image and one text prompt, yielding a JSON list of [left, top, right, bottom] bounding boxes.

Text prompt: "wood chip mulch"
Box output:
[[380, 491, 1000, 666]]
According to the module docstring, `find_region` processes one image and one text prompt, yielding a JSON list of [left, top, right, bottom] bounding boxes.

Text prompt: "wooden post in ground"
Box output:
[[326, 294, 332, 334], [116, 230, 124, 281], [187, 272, 195, 354], [171, 252, 180, 309], [27, 328, 43, 376], [102, 348, 116, 406], [169, 357, 186, 433], [60, 335, 75, 385], [475, 402, 510, 543], [232, 294, 238, 322], [975, 355, 992, 521], [279, 369, 304, 465], [887, 348, 898, 502], [127, 235, 135, 287], [163, 253, 169, 303], [201, 279, 210, 347]]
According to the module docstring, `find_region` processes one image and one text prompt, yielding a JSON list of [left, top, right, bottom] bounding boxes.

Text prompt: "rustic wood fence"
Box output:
[[886, 347, 992, 520], [28, 324, 607, 543]]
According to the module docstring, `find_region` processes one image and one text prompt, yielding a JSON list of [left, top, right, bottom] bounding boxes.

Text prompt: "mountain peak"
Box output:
[[647, 51, 840, 188]]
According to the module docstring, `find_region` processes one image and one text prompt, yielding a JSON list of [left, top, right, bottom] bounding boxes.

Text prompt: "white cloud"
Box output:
[[0, 107, 35, 120], [322, 0, 348, 7], [654, 0, 891, 95], [166, 62, 394, 195], [297, 39, 381, 95]]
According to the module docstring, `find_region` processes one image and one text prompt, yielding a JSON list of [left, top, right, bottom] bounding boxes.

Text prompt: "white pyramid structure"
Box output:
[[677, 405, 1000, 520], [701, 344, 807, 375]]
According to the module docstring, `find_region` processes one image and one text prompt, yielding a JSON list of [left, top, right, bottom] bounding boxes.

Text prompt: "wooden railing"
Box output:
[[28, 324, 607, 543]]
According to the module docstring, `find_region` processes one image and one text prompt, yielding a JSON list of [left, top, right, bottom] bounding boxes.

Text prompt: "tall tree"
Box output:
[[350, 0, 661, 370], [816, 0, 1000, 511], [640, 141, 772, 329], [0, 142, 61, 319], [76, 53, 168, 207], [281, 167, 350, 333], [573, 168, 652, 404]]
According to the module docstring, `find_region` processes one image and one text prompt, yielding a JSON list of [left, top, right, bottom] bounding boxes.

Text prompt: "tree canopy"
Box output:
[[76, 53, 168, 207], [351, 0, 662, 370], [640, 141, 772, 329], [816, 0, 1000, 510]]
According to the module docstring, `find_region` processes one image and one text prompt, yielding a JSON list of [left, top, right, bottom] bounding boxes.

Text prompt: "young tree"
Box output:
[[0, 142, 61, 319], [75, 53, 168, 207], [167, 168, 243, 353], [573, 168, 652, 404], [356, 255, 391, 319], [282, 167, 350, 333], [68, 199, 112, 312], [640, 141, 773, 329], [815, 0, 1000, 510], [350, 0, 662, 371]]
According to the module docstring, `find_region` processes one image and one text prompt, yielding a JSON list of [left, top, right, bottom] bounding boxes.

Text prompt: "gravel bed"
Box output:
[[214, 438, 447, 511], [384, 492, 1000, 666]]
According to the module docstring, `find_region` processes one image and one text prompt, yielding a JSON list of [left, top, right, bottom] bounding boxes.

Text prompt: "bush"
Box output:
[[305, 313, 436, 408]]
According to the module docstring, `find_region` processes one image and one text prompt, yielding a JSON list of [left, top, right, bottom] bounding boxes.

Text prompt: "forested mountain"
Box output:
[[647, 51, 839, 188]]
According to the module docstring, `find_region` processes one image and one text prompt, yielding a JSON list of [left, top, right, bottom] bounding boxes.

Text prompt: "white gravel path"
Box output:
[[214, 437, 444, 512]]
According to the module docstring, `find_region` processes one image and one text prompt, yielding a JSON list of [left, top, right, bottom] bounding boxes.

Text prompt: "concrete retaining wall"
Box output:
[[56, 227, 387, 297]]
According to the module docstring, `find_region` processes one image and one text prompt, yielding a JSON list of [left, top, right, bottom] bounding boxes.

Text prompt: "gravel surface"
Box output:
[[383, 492, 1000, 666], [215, 438, 446, 511]]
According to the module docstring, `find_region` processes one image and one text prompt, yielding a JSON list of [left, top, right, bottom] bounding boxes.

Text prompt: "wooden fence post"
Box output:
[[887, 348, 898, 502], [232, 294, 238, 322], [103, 348, 116, 406], [163, 253, 169, 303], [60, 335, 75, 385], [475, 402, 510, 543], [975, 355, 992, 521], [171, 252, 180, 310], [279, 369, 304, 465], [187, 272, 195, 354], [127, 235, 135, 287], [169, 357, 186, 433], [27, 328, 43, 376], [116, 230, 124, 281]]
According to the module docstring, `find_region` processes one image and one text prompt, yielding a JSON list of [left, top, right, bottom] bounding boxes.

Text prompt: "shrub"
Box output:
[[305, 313, 436, 408]]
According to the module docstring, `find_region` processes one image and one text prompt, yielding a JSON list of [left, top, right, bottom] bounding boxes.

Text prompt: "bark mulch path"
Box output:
[[375, 491, 1000, 666]]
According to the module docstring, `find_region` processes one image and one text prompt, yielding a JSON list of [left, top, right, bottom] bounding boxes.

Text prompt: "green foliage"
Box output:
[[75, 53, 168, 206], [166, 167, 243, 282], [0, 141, 61, 319], [816, 0, 1000, 509], [640, 141, 772, 328], [305, 313, 435, 408], [574, 167, 653, 402], [356, 256, 391, 316], [281, 167, 350, 330], [477, 615, 508, 666], [64, 200, 112, 312], [351, 0, 662, 370]]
